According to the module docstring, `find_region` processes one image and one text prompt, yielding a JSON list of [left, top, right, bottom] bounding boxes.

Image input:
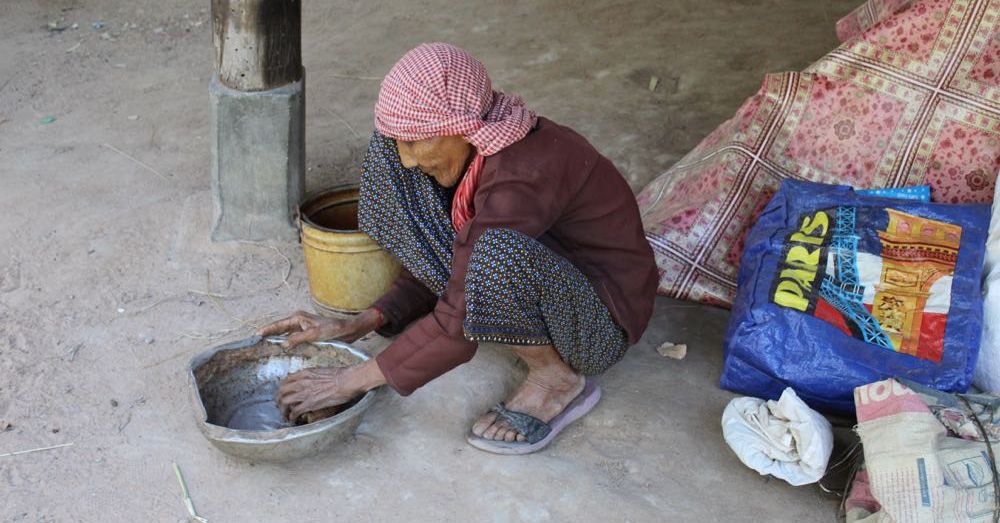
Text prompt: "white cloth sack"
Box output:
[[721, 388, 834, 486], [976, 178, 1000, 393]]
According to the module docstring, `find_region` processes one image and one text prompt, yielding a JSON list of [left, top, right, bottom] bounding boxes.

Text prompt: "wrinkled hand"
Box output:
[[257, 310, 380, 347], [277, 363, 382, 421]]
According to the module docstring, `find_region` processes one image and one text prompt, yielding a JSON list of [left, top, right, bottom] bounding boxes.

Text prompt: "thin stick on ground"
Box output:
[[237, 241, 293, 292], [174, 311, 281, 344], [125, 295, 192, 316], [200, 269, 265, 332], [101, 143, 170, 182], [0, 442, 74, 458], [143, 312, 278, 369], [123, 242, 289, 347], [176, 326, 244, 342], [172, 462, 208, 523], [142, 284, 286, 349], [66, 343, 84, 362], [187, 242, 292, 300], [127, 242, 292, 318]]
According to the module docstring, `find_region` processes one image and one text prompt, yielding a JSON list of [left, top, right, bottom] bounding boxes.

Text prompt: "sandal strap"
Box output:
[[490, 403, 552, 444]]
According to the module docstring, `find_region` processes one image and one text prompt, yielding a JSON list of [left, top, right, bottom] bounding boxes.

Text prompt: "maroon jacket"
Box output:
[[373, 118, 658, 395]]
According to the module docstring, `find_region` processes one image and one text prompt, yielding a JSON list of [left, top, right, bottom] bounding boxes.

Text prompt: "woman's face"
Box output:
[[395, 136, 474, 188]]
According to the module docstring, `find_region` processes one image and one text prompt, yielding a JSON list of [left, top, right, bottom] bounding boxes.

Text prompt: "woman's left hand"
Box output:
[[277, 360, 386, 421]]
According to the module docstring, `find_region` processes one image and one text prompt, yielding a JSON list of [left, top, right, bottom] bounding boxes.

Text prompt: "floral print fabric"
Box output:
[[638, 0, 1000, 307]]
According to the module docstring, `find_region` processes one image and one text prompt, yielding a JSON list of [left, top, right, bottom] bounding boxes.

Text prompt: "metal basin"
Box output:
[[187, 335, 379, 462]]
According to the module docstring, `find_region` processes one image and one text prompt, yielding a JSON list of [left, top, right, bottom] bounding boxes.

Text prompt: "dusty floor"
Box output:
[[1, 0, 861, 521]]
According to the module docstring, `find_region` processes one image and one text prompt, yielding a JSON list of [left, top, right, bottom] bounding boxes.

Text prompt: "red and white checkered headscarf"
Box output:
[[375, 43, 537, 156], [375, 43, 537, 231]]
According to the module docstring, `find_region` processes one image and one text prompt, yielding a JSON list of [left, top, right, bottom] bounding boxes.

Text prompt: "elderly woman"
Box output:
[[261, 43, 657, 454]]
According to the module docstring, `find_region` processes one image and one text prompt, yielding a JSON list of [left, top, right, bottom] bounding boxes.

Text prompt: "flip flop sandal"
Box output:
[[466, 379, 601, 455]]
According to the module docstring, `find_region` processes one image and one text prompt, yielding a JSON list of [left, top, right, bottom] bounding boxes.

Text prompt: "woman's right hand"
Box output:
[[257, 309, 382, 347]]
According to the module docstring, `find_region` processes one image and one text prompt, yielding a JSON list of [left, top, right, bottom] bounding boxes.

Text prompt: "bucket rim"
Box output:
[[299, 184, 364, 234]]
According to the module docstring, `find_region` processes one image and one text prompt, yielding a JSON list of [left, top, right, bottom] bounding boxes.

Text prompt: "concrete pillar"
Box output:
[[209, 0, 304, 241]]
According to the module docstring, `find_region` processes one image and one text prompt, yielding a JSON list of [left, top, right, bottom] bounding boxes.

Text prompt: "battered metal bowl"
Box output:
[[187, 335, 379, 462]]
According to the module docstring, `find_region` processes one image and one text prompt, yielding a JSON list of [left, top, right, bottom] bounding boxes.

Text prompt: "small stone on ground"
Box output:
[[656, 341, 687, 360]]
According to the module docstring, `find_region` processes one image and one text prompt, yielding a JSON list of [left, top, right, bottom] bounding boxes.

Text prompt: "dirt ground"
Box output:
[[1, 0, 861, 521]]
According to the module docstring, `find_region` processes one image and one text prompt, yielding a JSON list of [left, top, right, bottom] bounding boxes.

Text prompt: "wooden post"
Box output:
[[209, 0, 305, 241], [212, 0, 302, 91]]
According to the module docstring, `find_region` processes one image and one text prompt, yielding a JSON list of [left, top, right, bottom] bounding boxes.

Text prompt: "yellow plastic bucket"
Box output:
[[299, 185, 400, 314]]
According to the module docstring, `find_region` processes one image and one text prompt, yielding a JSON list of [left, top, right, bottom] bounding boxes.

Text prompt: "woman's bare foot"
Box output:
[[471, 345, 585, 443]]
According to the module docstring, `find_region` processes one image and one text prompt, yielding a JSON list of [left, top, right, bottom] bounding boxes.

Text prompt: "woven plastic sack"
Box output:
[[721, 180, 990, 413]]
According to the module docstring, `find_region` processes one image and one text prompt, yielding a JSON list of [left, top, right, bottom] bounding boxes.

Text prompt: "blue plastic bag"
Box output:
[[856, 186, 931, 202], [721, 180, 990, 413]]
